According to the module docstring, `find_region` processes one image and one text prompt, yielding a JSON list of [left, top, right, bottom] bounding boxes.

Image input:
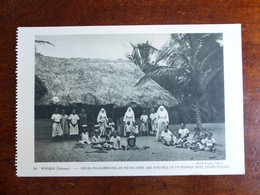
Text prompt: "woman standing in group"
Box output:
[[156, 106, 169, 141], [97, 108, 108, 137], [149, 108, 157, 135], [79, 108, 88, 135], [68, 109, 80, 138], [60, 109, 69, 140], [51, 108, 63, 141], [123, 107, 135, 136]]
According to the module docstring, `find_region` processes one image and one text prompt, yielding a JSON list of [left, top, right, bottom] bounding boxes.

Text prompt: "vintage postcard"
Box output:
[[16, 24, 244, 176]]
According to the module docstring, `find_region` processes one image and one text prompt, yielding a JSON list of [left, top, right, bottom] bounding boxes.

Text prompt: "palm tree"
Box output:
[[129, 33, 224, 129]]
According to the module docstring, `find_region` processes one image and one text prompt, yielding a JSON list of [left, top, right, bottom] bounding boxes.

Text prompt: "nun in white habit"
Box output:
[[156, 106, 169, 141], [123, 107, 135, 136], [97, 108, 108, 136]]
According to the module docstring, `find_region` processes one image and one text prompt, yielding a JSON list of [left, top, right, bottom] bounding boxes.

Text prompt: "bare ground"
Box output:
[[35, 123, 225, 162]]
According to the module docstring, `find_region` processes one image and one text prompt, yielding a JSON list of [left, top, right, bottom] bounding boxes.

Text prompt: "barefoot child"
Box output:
[[78, 125, 91, 145], [204, 132, 216, 152], [178, 123, 190, 142], [109, 131, 121, 150], [173, 132, 184, 148], [91, 130, 104, 149], [160, 125, 173, 146], [140, 110, 149, 136]]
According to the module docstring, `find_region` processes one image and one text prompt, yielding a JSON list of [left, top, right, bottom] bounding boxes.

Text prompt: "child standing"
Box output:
[[140, 110, 149, 136], [149, 108, 157, 135], [125, 121, 132, 137], [68, 109, 80, 139]]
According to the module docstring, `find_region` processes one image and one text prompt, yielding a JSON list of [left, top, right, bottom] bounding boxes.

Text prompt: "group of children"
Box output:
[[51, 107, 217, 153], [160, 123, 217, 153]]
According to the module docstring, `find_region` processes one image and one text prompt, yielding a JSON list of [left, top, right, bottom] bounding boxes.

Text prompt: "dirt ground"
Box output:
[[35, 123, 225, 162]]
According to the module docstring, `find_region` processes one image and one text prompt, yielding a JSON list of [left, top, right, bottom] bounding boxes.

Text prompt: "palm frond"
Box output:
[[35, 40, 55, 47], [199, 67, 222, 93]]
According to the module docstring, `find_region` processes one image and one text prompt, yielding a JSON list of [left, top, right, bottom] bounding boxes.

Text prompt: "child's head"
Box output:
[[82, 125, 87, 133], [201, 133, 207, 139], [81, 108, 85, 114], [142, 110, 146, 114], [150, 108, 155, 113], [62, 109, 66, 114], [207, 132, 213, 139], [164, 125, 168, 132], [55, 108, 59, 114], [194, 127, 200, 133], [113, 131, 118, 138], [72, 109, 76, 114], [176, 133, 180, 139], [127, 121, 130, 126], [180, 123, 185, 129]]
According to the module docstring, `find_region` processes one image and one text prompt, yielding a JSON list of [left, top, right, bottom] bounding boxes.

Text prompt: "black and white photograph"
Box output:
[[16, 25, 244, 176], [34, 32, 226, 162]]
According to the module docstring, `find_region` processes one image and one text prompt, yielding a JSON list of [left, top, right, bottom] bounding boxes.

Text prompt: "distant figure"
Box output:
[[123, 107, 135, 137], [51, 108, 63, 141], [97, 108, 108, 137], [68, 109, 80, 137], [140, 110, 149, 136], [149, 108, 157, 135], [79, 109, 88, 135], [60, 109, 69, 139], [156, 106, 169, 141]]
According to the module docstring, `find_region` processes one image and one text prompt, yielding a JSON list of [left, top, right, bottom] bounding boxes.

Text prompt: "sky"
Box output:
[[35, 34, 171, 60]]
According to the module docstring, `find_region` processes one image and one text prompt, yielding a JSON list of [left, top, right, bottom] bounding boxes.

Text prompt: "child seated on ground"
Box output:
[[190, 127, 202, 151], [92, 130, 105, 149], [173, 133, 184, 148], [203, 132, 216, 152], [78, 125, 91, 145], [126, 131, 137, 150], [173, 132, 190, 149], [178, 123, 190, 142], [160, 125, 173, 146], [108, 131, 121, 150]]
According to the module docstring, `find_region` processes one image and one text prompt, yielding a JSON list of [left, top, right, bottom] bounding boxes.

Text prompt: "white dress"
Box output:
[[123, 107, 135, 136], [150, 113, 157, 131], [97, 108, 108, 136], [156, 106, 169, 140], [51, 114, 63, 137], [68, 114, 79, 135]]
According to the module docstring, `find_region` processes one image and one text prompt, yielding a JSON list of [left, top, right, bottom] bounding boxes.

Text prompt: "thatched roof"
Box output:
[[35, 53, 178, 108]]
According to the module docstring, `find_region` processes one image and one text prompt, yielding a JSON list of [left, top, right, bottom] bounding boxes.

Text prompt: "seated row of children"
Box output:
[[77, 121, 139, 150], [160, 123, 216, 152]]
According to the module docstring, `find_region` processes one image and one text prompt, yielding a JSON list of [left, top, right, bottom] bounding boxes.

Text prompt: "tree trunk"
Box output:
[[195, 101, 202, 129]]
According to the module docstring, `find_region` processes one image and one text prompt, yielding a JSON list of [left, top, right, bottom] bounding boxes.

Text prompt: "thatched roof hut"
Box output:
[[35, 53, 178, 108]]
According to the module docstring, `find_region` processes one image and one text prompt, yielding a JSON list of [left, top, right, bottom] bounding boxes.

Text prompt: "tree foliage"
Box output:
[[128, 33, 224, 127]]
